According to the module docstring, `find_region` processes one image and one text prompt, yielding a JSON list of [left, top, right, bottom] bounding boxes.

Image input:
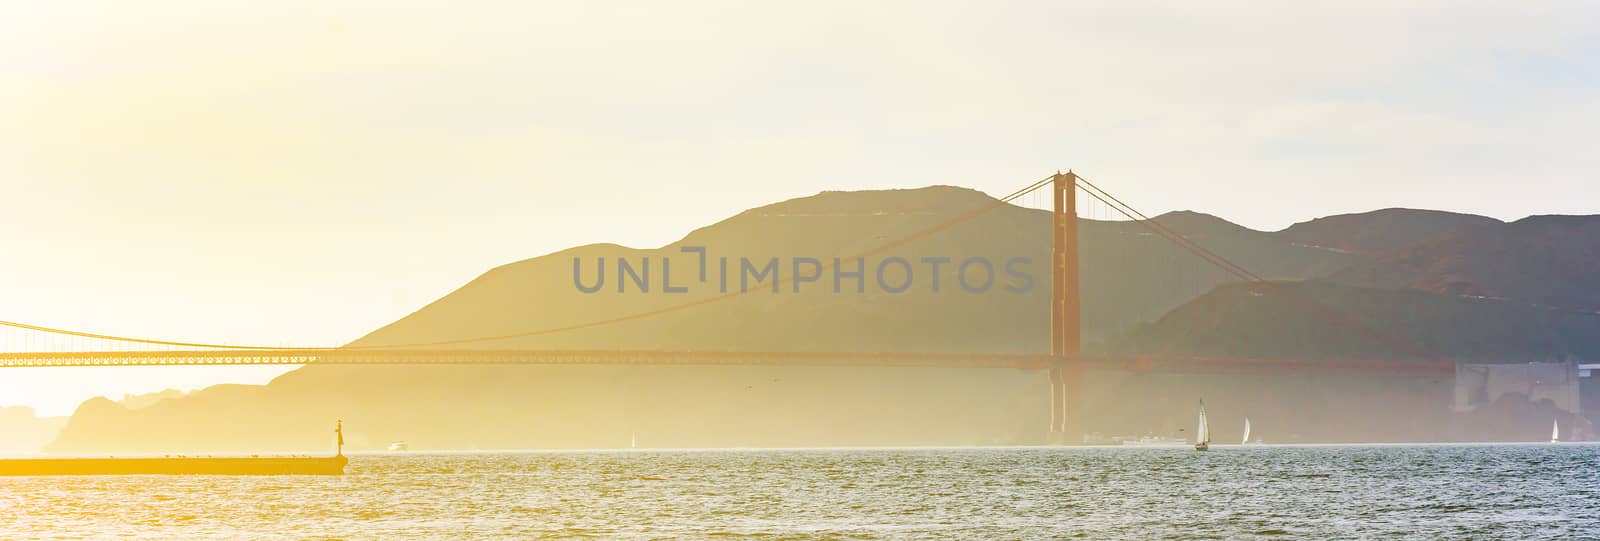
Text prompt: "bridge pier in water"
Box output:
[[1048, 363, 1084, 441], [1048, 171, 1084, 443]]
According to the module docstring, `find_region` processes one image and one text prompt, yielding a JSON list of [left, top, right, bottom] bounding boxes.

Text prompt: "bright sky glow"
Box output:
[[2, 1, 1597, 414]]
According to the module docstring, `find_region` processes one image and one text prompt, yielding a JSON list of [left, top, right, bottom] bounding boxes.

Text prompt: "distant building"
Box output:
[[1454, 362, 1581, 414], [1583, 364, 1600, 423]]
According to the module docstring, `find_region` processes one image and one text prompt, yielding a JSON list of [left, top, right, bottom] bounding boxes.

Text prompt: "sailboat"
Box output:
[[630, 431, 638, 449], [1195, 400, 1210, 451], [1242, 418, 1252, 446], [1551, 419, 1560, 443]]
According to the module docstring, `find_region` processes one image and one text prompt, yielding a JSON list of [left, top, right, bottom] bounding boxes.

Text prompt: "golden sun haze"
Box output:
[[3, 1, 1599, 414]]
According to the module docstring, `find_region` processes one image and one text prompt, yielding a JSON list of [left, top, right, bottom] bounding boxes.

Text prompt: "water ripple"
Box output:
[[1, 444, 1597, 539]]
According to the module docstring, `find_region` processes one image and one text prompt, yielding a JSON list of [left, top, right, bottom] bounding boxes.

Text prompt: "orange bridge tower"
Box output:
[[1049, 171, 1084, 442]]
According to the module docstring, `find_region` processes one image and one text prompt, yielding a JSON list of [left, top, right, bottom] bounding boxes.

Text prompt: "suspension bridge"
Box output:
[[0, 172, 1458, 439]]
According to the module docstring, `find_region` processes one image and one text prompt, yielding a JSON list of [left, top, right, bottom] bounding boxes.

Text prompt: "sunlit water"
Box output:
[[3, 445, 1596, 539]]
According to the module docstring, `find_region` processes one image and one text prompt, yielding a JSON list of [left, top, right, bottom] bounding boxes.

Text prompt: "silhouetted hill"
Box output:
[[1279, 208, 1500, 254], [1153, 210, 1259, 238], [1093, 280, 1599, 443], [1147, 211, 1351, 280], [1114, 280, 1600, 362], [0, 406, 67, 455], [115, 389, 189, 410], [44, 189, 1598, 452], [50, 186, 1356, 453], [1331, 215, 1600, 310]]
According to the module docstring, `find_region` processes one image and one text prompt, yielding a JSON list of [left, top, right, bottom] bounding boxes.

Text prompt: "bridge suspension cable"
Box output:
[[0, 318, 313, 351], [329, 173, 1062, 349], [0, 171, 1450, 364], [0, 170, 1461, 374], [1070, 173, 1446, 363], [0, 174, 1061, 352]]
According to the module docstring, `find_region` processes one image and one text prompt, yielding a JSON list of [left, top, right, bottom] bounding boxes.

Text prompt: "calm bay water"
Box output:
[[2, 444, 1597, 539]]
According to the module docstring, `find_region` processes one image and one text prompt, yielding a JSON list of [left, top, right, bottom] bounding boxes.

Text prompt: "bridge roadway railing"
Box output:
[[0, 349, 1048, 369], [0, 349, 1455, 376]]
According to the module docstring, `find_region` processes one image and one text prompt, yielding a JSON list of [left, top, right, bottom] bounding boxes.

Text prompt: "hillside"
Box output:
[[1114, 280, 1600, 362], [48, 186, 1360, 453], [1100, 280, 1600, 442], [1278, 208, 1500, 254], [1331, 215, 1600, 310], [0, 407, 67, 456], [46, 188, 1594, 451]]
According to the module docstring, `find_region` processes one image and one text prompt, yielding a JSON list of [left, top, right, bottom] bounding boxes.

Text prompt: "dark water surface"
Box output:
[[3, 444, 1596, 539]]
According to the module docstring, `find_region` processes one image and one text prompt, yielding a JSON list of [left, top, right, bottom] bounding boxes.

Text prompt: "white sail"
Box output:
[[1242, 418, 1251, 445], [1196, 400, 1210, 445], [630, 431, 638, 449], [1552, 420, 1559, 443]]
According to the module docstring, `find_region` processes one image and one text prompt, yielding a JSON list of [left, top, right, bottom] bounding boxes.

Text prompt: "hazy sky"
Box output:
[[3, 1, 1598, 415]]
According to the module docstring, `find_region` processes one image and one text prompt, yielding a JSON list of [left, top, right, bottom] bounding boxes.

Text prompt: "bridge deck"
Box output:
[[0, 349, 1454, 376]]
